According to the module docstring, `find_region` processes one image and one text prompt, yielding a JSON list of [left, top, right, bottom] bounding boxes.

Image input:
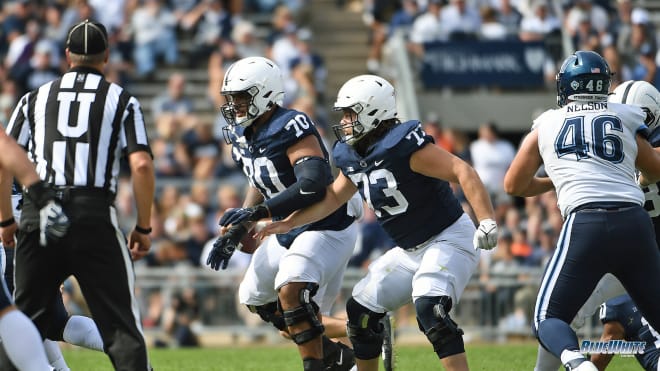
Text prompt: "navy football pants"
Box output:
[[533, 205, 660, 358]]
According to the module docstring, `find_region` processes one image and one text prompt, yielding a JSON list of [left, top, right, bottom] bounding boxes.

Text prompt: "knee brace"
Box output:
[[415, 296, 465, 359], [280, 283, 324, 345], [346, 297, 386, 360], [247, 302, 286, 331]]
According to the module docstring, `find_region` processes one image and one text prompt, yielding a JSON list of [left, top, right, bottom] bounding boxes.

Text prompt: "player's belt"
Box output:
[[573, 202, 639, 213], [53, 187, 115, 205]]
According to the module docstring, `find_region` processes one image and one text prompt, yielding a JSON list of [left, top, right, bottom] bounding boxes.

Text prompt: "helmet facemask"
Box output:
[[221, 86, 262, 128], [333, 104, 370, 145]]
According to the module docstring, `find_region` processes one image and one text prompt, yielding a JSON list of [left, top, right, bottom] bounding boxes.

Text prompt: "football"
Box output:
[[238, 221, 266, 254], [238, 233, 258, 254]]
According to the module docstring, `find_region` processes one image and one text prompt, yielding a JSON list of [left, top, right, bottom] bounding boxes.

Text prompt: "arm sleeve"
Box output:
[[264, 156, 331, 219]]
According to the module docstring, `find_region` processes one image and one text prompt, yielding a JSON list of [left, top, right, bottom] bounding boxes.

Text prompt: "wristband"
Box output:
[[135, 225, 152, 234], [0, 217, 15, 228]]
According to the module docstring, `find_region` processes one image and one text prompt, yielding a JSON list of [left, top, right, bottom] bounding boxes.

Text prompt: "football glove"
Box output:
[[473, 218, 498, 250], [39, 200, 69, 246], [218, 204, 270, 227], [23, 180, 70, 246], [207, 224, 248, 270]]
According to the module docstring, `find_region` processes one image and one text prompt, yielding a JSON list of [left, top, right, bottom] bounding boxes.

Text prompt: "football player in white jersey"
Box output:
[[504, 51, 660, 371], [533, 80, 660, 371]]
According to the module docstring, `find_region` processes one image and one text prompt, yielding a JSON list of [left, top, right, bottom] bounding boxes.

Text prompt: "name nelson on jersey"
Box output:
[[566, 102, 608, 112]]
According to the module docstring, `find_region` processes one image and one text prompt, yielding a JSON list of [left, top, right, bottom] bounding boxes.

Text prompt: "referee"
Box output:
[[4, 20, 155, 371]]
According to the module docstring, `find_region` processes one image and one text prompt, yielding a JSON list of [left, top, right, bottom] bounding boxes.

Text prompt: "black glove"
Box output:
[[24, 181, 70, 246], [218, 204, 270, 227], [207, 224, 248, 270]]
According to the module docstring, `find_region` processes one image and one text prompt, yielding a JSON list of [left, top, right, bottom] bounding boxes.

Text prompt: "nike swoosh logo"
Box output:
[[375, 160, 384, 166], [299, 189, 316, 195], [259, 148, 266, 153], [337, 349, 343, 365]]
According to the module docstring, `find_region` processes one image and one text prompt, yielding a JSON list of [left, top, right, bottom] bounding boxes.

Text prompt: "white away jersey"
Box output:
[[534, 101, 647, 217]]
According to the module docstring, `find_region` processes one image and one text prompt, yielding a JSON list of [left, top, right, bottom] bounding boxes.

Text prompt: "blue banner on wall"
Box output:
[[420, 41, 547, 88]]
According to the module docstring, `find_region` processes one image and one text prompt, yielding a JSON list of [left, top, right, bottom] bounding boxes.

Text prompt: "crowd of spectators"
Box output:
[[364, 0, 660, 88], [1, 0, 659, 346]]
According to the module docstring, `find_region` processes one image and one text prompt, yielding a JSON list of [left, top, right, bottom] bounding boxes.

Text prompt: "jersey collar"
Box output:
[[68, 66, 105, 77]]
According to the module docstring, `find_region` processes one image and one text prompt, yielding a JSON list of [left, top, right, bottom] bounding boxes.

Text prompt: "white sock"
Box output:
[[63, 315, 104, 352], [560, 349, 585, 365], [0, 309, 52, 371], [535, 344, 562, 371], [43, 339, 70, 371]]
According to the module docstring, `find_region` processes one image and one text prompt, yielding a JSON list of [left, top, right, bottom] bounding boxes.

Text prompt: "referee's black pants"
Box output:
[[15, 195, 148, 371]]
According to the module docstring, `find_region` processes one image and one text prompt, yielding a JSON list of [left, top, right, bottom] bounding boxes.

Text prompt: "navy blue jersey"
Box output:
[[642, 126, 660, 246], [600, 294, 660, 370], [333, 120, 463, 250], [226, 107, 352, 247]]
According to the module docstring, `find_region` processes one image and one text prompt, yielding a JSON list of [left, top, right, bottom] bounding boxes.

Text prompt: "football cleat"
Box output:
[[381, 312, 395, 371], [565, 359, 598, 371]]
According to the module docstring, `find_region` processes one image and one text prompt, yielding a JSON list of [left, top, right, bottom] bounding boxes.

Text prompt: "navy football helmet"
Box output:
[[556, 51, 611, 107]]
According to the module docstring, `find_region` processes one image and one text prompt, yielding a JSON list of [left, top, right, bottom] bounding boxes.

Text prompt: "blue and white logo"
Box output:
[[580, 340, 645, 356]]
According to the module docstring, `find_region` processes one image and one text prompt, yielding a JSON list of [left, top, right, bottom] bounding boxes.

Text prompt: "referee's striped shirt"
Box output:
[[6, 66, 151, 195]]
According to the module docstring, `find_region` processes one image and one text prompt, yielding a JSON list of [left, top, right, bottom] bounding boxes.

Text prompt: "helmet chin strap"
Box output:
[[242, 103, 278, 128]]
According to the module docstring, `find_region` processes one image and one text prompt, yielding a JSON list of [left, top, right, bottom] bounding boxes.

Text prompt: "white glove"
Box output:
[[39, 200, 70, 246], [473, 218, 498, 250]]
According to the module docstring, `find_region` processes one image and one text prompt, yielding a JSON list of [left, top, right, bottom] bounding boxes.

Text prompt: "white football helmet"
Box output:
[[609, 80, 660, 131], [220, 56, 285, 128], [332, 74, 397, 145]]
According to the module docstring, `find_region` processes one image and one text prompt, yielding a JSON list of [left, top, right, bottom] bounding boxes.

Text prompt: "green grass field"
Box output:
[[61, 342, 643, 370]]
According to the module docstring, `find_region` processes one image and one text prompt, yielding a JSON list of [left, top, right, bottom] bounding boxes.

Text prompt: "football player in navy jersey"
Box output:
[[0, 129, 69, 370], [534, 80, 660, 371], [205, 56, 361, 371], [505, 51, 660, 371], [591, 294, 660, 370], [258, 74, 499, 371]]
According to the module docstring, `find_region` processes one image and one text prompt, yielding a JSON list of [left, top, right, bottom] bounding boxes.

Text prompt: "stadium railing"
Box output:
[[132, 265, 602, 346]]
